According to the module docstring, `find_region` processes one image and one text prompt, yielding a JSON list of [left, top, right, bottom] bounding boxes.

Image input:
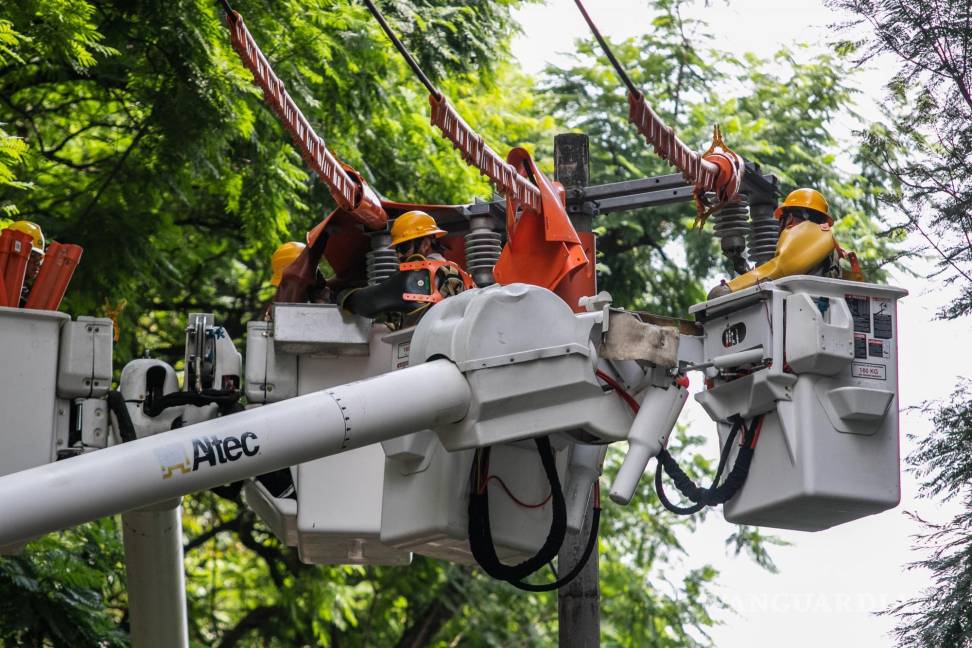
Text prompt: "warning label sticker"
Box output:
[[852, 362, 887, 381], [845, 294, 871, 333], [394, 342, 410, 370], [871, 298, 893, 339]]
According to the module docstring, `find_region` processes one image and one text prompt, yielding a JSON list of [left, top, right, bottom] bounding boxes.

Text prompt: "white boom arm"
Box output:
[[0, 360, 469, 547]]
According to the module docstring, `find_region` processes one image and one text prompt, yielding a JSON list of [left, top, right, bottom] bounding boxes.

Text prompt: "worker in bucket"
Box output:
[[269, 241, 330, 303], [261, 240, 331, 320], [708, 188, 862, 298], [337, 210, 473, 324], [5, 221, 45, 306], [270, 241, 304, 289]]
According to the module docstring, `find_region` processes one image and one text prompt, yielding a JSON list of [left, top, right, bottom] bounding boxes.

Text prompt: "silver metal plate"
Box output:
[[273, 303, 372, 356]]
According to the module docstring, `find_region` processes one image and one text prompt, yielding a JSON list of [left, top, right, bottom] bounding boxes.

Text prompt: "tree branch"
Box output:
[[392, 579, 465, 648], [77, 116, 153, 221], [44, 121, 125, 156], [911, 215, 972, 285], [184, 514, 242, 553], [217, 604, 284, 648]]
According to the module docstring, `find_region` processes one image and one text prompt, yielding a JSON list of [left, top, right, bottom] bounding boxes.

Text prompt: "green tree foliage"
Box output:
[[0, 519, 127, 646], [0, 19, 29, 221], [0, 0, 896, 645], [0, 118, 29, 222], [889, 383, 972, 647], [826, 0, 972, 645], [832, 0, 972, 320], [0, 0, 546, 366], [179, 487, 562, 647]]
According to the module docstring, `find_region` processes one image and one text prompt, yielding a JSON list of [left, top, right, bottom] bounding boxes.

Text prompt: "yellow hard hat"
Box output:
[[774, 188, 830, 221], [271, 241, 305, 286], [390, 210, 447, 247], [7, 221, 44, 253]]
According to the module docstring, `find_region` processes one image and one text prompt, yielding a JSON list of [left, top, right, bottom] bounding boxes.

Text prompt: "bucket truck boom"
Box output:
[[0, 360, 469, 548]]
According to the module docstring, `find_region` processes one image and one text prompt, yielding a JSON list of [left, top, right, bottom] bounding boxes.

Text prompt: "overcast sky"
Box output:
[[512, 2, 971, 646]]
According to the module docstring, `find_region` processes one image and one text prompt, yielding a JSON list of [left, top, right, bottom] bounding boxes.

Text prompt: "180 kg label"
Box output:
[[852, 362, 886, 381]]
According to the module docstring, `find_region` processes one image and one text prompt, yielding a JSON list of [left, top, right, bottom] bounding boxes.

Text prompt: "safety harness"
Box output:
[[400, 259, 474, 304]]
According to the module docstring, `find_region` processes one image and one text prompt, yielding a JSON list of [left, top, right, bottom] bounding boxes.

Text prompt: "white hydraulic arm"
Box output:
[[0, 360, 469, 548]]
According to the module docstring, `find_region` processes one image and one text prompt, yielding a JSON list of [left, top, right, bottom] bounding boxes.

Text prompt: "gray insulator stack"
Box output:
[[712, 193, 752, 276], [747, 201, 779, 267], [464, 216, 502, 287], [367, 247, 399, 285]]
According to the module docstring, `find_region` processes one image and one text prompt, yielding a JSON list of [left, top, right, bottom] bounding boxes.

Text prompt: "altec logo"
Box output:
[[192, 432, 260, 471]]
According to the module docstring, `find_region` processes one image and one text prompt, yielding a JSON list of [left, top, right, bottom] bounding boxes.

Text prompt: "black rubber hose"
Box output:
[[467, 436, 568, 584], [702, 440, 756, 505], [658, 417, 740, 504], [106, 390, 137, 443], [655, 415, 760, 514], [655, 461, 705, 515], [143, 389, 241, 417], [508, 504, 601, 592]]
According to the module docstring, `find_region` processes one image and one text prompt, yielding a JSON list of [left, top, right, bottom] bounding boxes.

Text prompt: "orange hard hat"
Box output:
[[390, 211, 446, 247]]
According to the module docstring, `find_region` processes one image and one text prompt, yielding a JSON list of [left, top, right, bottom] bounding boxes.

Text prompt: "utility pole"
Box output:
[[554, 133, 600, 648]]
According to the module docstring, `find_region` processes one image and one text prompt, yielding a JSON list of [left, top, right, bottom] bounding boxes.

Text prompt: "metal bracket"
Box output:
[[455, 342, 591, 372], [434, 170, 777, 234], [578, 291, 613, 334]]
